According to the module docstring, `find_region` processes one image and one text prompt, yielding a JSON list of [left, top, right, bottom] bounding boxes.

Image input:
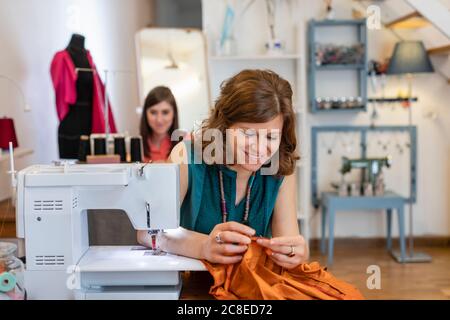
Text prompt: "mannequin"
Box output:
[[51, 34, 117, 159], [57, 34, 93, 159]]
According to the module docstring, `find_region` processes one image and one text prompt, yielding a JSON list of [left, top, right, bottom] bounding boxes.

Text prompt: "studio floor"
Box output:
[[309, 245, 450, 300]]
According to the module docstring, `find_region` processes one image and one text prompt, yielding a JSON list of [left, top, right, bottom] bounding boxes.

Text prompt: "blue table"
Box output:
[[321, 191, 407, 265]]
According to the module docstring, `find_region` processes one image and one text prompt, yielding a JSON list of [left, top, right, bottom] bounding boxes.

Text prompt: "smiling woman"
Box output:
[[200, 69, 298, 176], [136, 69, 363, 299], [138, 69, 307, 271]]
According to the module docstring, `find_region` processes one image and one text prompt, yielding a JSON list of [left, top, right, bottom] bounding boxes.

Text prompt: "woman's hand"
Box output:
[[201, 221, 255, 264], [256, 235, 309, 269]]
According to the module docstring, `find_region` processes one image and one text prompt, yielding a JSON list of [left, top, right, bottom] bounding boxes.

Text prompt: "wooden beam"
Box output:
[[407, 0, 450, 39], [385, 11, 430, 29], [427, 45, 450, 55]]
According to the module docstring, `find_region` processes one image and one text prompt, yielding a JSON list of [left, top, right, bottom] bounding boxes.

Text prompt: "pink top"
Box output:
[[50, 50, 117, 133], [144, 135, 172, 162]]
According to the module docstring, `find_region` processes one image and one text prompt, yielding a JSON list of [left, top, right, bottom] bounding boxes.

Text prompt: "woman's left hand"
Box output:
[[256, 235, 309, 269]]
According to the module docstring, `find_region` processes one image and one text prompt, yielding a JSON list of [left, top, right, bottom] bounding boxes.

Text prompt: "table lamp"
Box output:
[[387, 40, 434, 263], [0, 117, 18, 150]]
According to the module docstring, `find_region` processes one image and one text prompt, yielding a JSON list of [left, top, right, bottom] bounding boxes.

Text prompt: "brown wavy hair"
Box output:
[[140, 86, 179, 159], [200, 69, 299, 176]]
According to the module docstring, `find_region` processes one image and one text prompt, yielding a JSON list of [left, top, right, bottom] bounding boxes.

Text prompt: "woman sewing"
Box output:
[[138, 70, 309, 269], [140, 86, 180, 163]]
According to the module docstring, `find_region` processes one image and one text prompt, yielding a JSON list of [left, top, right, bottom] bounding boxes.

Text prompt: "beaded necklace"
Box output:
[[218, 168, 256, 225]]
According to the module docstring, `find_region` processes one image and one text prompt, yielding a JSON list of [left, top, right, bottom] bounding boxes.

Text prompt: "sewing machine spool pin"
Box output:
[[7, 142, 17, 188]]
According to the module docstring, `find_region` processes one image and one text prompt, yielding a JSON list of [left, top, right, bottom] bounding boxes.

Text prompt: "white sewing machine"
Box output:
[[14, 162, 205, 300]]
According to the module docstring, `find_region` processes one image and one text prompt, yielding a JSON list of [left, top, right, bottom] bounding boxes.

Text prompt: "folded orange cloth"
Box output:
[[202, 237, 364, 300]]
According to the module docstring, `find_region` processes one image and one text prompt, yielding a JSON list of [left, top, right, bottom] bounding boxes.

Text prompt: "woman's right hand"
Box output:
[[201, 221, 256, 264]]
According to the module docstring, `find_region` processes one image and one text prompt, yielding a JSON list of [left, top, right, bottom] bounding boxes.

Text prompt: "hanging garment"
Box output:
[[56, 46, 93, 159], [202, 237, 364, 300], [50, 50, 117, 134]]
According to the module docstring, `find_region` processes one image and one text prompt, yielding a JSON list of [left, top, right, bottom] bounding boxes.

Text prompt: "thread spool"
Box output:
[[114, 137, 126, 162], [93, 137, 106, 155], [0, 272, 16, 293], [130, 136, 143, 163], [78, 135, 91, 162]]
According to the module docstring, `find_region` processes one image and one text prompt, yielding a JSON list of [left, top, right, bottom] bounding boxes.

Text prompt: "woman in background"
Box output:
[[140, 86, 180, 162]]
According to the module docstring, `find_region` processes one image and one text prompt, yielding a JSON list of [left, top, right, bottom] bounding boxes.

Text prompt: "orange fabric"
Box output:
[[202, 237, 364, 300]]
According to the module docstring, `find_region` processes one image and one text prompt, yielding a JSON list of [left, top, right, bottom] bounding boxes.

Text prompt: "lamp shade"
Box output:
[[387, 41, 434, 75], [0, 117, 18, 150]]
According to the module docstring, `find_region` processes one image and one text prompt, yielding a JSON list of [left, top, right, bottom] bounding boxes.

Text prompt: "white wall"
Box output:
[[202, 0, 450, 238], [0, 0, 153, 167]]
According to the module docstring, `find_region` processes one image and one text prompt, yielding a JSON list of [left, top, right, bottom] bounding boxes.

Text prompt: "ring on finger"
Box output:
[[215, 232, 224, 244], [288, 245, 295, 257]]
